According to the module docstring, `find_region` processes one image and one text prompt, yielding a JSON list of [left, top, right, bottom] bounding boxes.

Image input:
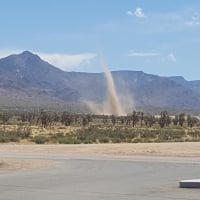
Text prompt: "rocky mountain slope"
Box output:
[[0, 51, 200, 111]]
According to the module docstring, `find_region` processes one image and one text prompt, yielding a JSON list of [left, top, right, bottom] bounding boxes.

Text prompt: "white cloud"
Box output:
[[128, 52, 160, 57], [0, 49, 22, 58], [128, 51, 176, 63], [38, 53, 97, 71], [126, 10, 133, 16], [167, 53, 176, 62], [134, 7, 146, 18], [0, 49, 97, 71]]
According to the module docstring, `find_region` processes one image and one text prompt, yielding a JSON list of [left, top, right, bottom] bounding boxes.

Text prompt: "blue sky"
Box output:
[[1, 0, 200, 80]]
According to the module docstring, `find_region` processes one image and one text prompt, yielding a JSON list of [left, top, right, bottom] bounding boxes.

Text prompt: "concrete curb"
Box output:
[[179, 179, 200, 188]]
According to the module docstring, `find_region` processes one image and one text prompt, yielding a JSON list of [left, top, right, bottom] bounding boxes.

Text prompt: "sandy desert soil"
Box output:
[[0, 142, 200, 170], [0, 158, 54, 171], [0, 142, 200, 157]]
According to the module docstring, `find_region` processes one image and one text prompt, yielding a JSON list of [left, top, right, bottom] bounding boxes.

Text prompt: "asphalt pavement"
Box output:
[[0, 154, 200, 200]]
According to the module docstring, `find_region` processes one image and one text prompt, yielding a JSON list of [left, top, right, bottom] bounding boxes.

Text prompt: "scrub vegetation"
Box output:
[[0, 110, 200, 144]]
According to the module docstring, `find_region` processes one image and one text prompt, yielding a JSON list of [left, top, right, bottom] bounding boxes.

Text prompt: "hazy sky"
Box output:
[[1, 0, 200, 80]]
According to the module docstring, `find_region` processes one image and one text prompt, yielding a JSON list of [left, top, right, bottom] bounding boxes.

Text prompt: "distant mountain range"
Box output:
[[0, 51, 200, 112]]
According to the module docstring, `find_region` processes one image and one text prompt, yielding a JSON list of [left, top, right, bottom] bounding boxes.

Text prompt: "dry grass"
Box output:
[[0, 124, 79, 137], [1, 123, 200, 144]]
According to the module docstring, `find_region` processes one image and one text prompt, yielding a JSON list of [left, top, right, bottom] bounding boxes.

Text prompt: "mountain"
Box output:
[[110, 71, 200, 110], [0, 51, 80, 105], [0, 51, 200, 111]]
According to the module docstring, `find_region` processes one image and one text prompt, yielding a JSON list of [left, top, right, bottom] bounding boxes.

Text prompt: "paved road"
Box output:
[[0, 154, 200, 200]]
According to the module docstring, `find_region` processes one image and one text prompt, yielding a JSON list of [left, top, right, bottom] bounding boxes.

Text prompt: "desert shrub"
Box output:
[[83, 140, 93, 144], [99, 137, 109, 143], [55, 132, 65, 137], [58, 137, 76, 144], [140, 130, 157, 138], [132, 138, 143, 143], [9, 136, 20, 142], [157, 129, 185, 142], [188, 131, 200, 138], [74, 139, 81, 144], [0, 136, 9, 143], [75, 126, 140, 143], [20, 128, 31, 138], [33, 136, 48, 144], [111, 138, 122, 143], [0, 130, 27, 143], [50, 132, 65, 140]]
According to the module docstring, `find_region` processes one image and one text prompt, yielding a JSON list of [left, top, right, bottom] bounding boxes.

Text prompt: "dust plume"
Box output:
[[103, 65, 125, 116], [85, 63, 135, 116]]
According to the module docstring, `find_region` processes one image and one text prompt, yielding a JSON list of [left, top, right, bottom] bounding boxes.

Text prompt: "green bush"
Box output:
[[58, 137, 75, 144], [0, 136, 9, 143], [33, 136, 48, 144], [99, 137, 109, 143], [83, 140, 93, 144], [111, 138, 122, 143], [0, 131, 20, 143], [140, 130, 156, 138], [157, 129, 185, 142], [9, 136, 20, 142]]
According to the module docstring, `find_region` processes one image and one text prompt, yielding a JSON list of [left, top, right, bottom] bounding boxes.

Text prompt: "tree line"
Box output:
[[0, 110, 199, 128]]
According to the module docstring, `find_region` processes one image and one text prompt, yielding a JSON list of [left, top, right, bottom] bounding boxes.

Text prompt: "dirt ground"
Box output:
[[0, 158, 54, 171], [1, 142, 200, 170], [0, 142, 200, 157]]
